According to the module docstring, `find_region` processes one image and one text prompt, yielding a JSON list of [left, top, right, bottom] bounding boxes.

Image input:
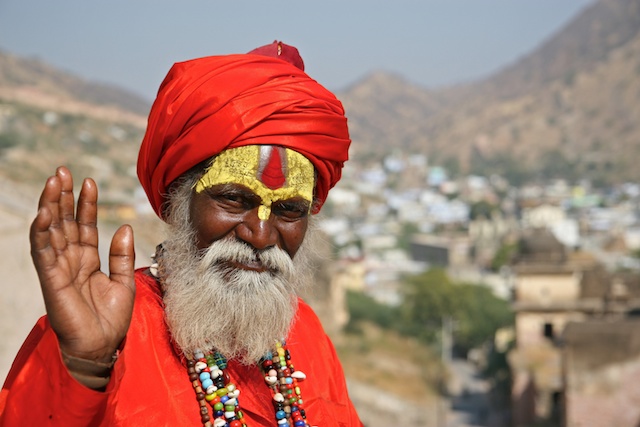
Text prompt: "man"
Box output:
[[0, 41, 363, 426]]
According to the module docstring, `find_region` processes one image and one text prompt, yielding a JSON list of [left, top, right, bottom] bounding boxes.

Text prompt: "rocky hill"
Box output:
[[0, 0, 638, 192], [341, 0, 640, 185]]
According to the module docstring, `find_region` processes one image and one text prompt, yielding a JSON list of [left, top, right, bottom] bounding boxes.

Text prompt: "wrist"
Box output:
[[61, 349, 118, 390]]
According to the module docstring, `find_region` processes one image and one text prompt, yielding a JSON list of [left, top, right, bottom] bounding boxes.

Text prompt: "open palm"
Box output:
[[29, 166, 136, 364]]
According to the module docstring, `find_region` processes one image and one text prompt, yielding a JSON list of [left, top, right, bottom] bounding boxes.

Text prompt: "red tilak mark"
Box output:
[[260, 148, 286, 189]]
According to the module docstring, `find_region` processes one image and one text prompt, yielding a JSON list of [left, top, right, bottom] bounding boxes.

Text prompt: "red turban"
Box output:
[[137, 41, 350, 218]]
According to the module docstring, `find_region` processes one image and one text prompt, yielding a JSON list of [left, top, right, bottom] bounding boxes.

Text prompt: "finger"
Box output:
[[29, 206, 57, 270], [36, 173, 67, 252], [57, 166, 79, 245], [77, 178, 99, 249], [37, 174, 60, 219], [108, 225, 136, 294]]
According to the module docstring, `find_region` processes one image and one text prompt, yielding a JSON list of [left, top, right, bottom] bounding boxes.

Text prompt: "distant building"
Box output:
[[409, 234, 471, 268], [563, 319, 640, 427], [508, 228, 640, 427]]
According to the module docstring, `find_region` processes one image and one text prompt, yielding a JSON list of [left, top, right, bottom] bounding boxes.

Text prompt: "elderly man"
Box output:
[[0, 42, 363, 426]]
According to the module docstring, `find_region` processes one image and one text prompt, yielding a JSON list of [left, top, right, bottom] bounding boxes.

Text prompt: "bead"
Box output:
[[265, 375, 278, 386], [194, 350, 205, 359], [214, 353, 227, 369], [291, 371, 306, 381], [190, 342, 309, 427]]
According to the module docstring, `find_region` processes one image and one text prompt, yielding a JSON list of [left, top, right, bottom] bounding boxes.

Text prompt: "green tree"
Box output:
[[490, 242, 517, 272], [345, 290, 398, 332], [399, 268, 458, 341], [399, 268, 513, 354], [469, 200, 497, 220], [452, 283, 513, 352], [0, 132, 19, 150]]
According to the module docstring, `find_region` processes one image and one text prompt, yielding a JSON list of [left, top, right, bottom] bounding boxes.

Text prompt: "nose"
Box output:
[[235, 213, 278, 251]]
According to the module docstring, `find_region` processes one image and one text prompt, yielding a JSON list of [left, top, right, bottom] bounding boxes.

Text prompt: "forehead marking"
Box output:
[[194, 145, 314, 221], [258, 146, 286, 189]]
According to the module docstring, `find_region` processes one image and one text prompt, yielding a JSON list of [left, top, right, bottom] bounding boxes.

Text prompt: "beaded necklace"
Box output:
[[150, 245, 310, 426], [187, 341, 310, 427]]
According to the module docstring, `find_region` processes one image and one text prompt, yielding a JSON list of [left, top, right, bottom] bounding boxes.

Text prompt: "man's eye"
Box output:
[[273, 202, 309, 219], [213, 192, 250, 208], [221, 194, 242, 203]]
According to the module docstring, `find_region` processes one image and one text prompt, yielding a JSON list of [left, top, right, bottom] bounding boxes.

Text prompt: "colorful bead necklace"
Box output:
[[187, 341, 310, 427]]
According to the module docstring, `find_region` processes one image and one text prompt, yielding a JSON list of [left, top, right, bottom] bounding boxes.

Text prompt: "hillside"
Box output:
[[340, 0, 640, 185], [0, 0, 638, 192], [0, 50, 150, 115]]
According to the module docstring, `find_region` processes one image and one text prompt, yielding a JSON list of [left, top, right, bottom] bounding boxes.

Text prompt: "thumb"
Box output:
[[109, 225, 136, 292]]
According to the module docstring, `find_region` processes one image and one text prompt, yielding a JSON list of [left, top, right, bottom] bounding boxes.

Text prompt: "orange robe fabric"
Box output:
[[0, 270, 363, 426]]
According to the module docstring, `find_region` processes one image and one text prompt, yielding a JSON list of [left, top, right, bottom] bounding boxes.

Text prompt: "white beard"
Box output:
[[159, 180, 307, 364]]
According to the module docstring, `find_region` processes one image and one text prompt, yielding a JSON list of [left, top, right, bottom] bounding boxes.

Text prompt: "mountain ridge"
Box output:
[[0, 0, 638, 189]]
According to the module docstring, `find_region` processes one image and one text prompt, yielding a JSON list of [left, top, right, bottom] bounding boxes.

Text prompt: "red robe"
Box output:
[[0, 270, 362, 426]]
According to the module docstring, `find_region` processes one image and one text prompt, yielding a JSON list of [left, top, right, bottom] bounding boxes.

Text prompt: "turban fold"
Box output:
[[137, 42, 350, 218]]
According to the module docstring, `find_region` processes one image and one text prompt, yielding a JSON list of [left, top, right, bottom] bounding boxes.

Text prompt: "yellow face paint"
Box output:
[[194, 145, 315, 221]]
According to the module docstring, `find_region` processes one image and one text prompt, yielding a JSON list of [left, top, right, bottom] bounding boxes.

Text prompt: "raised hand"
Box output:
[[29, 166, 135, 367]]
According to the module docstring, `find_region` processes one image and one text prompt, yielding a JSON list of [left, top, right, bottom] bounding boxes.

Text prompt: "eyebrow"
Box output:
[[274, 198, 311, 210]]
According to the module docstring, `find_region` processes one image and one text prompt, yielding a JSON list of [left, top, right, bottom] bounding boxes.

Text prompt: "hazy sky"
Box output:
[[0, 1, 594, 100]]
